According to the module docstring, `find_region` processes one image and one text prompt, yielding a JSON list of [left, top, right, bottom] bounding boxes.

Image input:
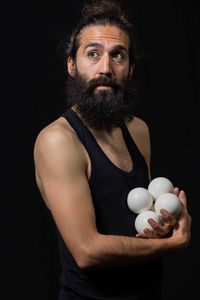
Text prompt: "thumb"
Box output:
[[179, 190, 187, 209]]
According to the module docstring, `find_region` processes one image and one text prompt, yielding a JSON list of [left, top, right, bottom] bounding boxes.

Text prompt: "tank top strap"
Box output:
[[61, 108, 86, 135], [61, 108, 97, 184], [119, 119, 142, 159]]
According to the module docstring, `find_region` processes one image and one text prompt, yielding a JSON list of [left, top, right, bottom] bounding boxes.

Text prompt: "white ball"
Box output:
[[127, 187, 153, 214], [148, 177, 174, 200], [155, 193, 182, 217], [135, 210, 162, 235]]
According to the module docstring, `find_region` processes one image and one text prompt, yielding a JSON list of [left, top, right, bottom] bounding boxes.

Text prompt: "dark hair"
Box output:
[[58, 0, 136, 68]]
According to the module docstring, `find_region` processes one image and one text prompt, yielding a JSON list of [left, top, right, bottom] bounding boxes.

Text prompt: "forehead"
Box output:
[[78, 25, 130, 50]]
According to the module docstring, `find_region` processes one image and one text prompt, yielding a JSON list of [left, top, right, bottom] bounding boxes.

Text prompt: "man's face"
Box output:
[[74, 25, 132, 87], [66, 25, 137, 132]]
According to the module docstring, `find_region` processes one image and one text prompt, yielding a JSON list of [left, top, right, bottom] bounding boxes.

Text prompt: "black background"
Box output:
[[2, 1, 199, 299]]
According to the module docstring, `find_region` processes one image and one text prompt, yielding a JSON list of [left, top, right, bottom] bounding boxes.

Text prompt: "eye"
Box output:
[[88, 51, 99, 59], [112, 52, 125, 61]]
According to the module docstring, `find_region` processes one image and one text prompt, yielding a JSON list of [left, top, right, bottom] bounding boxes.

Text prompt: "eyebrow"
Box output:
[[83, 43, 128, 53]]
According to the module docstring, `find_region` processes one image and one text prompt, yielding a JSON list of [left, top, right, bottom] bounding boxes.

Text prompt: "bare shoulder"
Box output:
[[127, 117, 149, 134], [34, 116, 88, 174], [127, 116, 150, 137], [34, 117, 77, 151], [33, 116, 89, 208]]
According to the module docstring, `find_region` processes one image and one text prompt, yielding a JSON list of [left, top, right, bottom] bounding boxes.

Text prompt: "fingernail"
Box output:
[[161, 209, 167, 216], [148, 218, 155, 226], [180, 190, 185, 196]]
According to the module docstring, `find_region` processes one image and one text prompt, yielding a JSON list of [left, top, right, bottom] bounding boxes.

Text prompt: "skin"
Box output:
[[33, 25, 191, 269]]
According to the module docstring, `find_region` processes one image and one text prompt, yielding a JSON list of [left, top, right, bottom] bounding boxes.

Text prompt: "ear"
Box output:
[[129, 63, 135, 77], [67, 56, 76, 77]]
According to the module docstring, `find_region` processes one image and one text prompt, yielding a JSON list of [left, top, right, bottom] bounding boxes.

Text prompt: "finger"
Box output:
[[160, 209, 177, 227], [179, 190, 187, 209], [148, 218, 171, 236], [143, 228, 157, 238], [143, 228, 164, 239], [173, 187, 179, 196], [136, 233, 147, 238]]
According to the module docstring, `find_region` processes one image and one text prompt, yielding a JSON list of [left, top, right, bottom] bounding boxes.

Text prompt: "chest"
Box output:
[[95, 136, 133, 173]]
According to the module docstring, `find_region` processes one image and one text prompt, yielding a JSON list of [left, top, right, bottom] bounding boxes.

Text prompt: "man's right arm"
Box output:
[[33, 125, 192, 270]]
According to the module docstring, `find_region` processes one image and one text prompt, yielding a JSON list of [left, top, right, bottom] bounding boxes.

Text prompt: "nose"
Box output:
[[99, 53, 112, 77]]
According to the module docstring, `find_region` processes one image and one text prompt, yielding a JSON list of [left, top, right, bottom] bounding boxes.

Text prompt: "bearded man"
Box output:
[[33, 1, 191, 299]]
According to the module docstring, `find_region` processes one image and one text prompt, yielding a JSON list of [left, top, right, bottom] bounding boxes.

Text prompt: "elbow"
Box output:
[[74, 239, 100, 270], [76, 248, 97, 270], [76, 257, 92, 270]]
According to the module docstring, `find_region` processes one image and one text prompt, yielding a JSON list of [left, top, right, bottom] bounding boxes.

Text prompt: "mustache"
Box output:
[[84, 76, 123, 92]]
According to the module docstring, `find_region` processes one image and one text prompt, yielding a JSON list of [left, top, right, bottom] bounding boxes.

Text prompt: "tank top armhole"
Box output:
[[120, 120, 144, 156], [82, 139, 96, 188], [74, 130, 96, 188], [61, 112, 96, 188], [120, 120, 149, 172]]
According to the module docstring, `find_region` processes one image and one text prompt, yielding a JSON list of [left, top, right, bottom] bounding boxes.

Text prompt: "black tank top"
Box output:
[[57, 108, 163, 300]]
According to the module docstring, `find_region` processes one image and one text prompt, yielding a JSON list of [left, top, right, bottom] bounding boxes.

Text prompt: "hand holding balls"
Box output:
[[155, 193, 182, 217], [135, 211, 162, 235], [127, 177, 182, 235]]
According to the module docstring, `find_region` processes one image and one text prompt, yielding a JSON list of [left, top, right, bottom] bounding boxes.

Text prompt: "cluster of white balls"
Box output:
[[127, 177, 182, 235]]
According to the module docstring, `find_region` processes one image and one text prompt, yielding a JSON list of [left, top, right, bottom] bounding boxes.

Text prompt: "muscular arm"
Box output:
[[34, 122, 191, 270]]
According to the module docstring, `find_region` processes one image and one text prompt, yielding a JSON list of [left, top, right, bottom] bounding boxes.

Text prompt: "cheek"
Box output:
[[115, 64, 130, 79], [76, 56, 97, 79]]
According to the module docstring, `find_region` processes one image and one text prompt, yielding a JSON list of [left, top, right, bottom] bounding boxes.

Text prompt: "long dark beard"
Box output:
[[65, 71, 138, 133]]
